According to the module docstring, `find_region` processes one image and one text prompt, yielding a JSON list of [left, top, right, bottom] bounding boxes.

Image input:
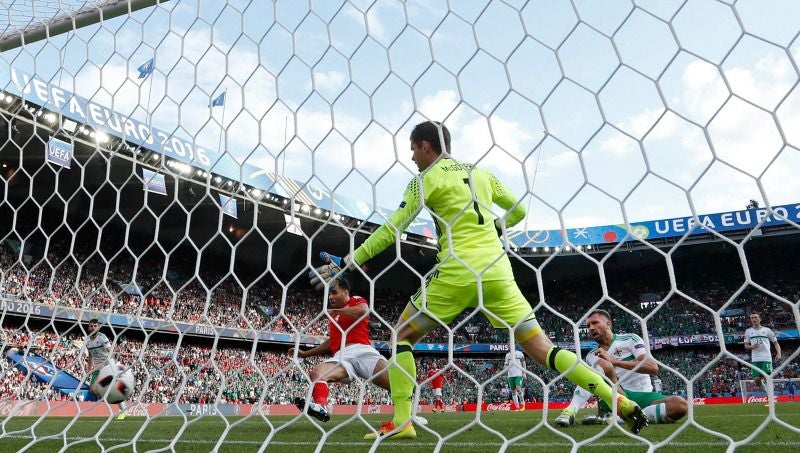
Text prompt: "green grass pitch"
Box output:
[[2, 403, 799, 452]]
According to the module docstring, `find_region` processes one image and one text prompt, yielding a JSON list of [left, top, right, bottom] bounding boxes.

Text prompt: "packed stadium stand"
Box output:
[[2, 232, 798, 407]]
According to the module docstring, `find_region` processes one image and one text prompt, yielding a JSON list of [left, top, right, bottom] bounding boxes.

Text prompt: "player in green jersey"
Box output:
[[309, 121, 647, 440]]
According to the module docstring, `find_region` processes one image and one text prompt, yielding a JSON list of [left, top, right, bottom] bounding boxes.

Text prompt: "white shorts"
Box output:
[[433, 388, 443, 397], [323, 343, 386, 382]]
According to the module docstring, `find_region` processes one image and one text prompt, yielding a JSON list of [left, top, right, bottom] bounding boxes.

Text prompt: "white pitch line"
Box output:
[[8, 411, 799, 425], [3, 435, 800, 448]]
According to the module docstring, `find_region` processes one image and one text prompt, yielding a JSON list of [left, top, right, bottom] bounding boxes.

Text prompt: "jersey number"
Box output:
[[462, 178, 485, 224]]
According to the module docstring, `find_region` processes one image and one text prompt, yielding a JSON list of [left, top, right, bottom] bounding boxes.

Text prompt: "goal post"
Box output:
[[740, 378, 800, 404]]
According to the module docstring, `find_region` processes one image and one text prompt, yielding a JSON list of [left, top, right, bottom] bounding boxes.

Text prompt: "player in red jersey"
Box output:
[[426, 363, 446, 412], [290, 278, 389, 422]]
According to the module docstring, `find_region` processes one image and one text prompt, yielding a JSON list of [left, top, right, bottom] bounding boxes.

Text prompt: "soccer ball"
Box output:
[[95, 363, 135, 404]]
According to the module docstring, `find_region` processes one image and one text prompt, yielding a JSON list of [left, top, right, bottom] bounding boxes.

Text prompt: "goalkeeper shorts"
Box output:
[[403, 277, 540, 341]]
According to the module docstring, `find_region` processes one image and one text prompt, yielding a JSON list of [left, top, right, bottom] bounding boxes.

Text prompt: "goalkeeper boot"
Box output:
[[555, 408, 576, 427], [618, 402, 648, 435], [294, 397, 330, 422], [363, 421, 417, 440], [115, 404, 127, 421]]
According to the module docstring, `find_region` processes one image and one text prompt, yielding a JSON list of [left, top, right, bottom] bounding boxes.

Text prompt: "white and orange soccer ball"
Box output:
[[95, 363, 135, 404]]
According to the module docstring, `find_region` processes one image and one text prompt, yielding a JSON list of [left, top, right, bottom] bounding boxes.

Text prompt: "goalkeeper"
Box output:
[[310, 121, 647, 440]]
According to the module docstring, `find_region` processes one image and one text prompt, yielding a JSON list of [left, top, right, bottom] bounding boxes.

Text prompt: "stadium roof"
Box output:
[[2, 67, 798, 261]]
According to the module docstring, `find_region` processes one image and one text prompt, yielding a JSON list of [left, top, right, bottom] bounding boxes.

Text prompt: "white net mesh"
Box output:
[[0, 0, 163, 51], [2, 1, 118, 33], [0, 0, 799, 451]]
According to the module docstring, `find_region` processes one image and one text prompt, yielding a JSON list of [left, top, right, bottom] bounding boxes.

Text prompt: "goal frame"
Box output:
[[0, 0, 168, 52], [739, 378, 800, 404]]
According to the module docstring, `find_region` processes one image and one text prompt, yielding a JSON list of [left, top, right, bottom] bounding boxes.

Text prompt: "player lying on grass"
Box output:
[[310, 121, 648, 440], [289, 278, 389, 422], [555, 309, 687, 427]]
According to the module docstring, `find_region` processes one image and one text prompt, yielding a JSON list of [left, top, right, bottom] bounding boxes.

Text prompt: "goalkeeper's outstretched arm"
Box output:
[[352, 177, 423, 266]]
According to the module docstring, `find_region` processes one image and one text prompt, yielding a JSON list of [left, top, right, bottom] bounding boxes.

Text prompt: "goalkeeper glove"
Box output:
[[308, 252, 352, 291]]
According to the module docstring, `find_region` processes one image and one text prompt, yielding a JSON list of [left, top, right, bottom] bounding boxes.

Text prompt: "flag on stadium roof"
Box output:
[[46, 137, 73, 169], [137, 57, 155, 80], [284, 213, 303, 236], [210, 91, 226, 107], [219, 193, 237, 219], [142, 168, 167, 195]]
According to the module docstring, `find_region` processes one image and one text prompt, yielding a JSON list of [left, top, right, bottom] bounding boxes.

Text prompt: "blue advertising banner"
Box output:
[[4, 349, 91, 399], [46, 137, 73, 168], [506, 203, 800, 249]]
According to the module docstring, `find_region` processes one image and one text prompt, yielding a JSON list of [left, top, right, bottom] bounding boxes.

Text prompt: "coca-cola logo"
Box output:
[[746, 396, 768, 404], [0, 401, 38, 416], [444, 404, 457, 413], [367, 405, 381, 414], [581, 401, 598, 409], [486, 402, 512, 411], [691, 398, 706, 405], [126, 405, 148, 416]]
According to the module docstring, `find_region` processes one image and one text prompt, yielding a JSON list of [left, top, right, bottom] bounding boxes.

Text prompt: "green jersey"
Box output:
[[353, 158, 525, 283]]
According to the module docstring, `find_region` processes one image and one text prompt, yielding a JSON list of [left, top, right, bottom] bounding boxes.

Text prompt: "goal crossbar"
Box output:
[[0, 0, 168, 52]]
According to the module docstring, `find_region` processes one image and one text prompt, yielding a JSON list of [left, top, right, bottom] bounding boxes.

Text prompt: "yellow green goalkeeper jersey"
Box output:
[[352, 158, 526, 283]]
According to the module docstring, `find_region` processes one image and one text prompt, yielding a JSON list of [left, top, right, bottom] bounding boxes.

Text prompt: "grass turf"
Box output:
[[1, 403, 799, 452]]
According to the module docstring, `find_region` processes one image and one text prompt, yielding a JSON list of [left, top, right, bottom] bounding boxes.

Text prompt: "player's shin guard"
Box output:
[[312, 381, 329, 406], [545, 346, 633, 416], [389, 341, 416, 426], [643, 403, 673, 424]]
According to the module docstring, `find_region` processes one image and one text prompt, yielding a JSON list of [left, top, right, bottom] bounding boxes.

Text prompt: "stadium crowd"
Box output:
[[2, 325, 798, 406], [1, 243, 797, 347], [1, 239, 798, 406]]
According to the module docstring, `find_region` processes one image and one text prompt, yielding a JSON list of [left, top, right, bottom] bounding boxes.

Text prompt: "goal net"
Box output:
[[740, 378, 800, 404], [0, 0, 799, 451]]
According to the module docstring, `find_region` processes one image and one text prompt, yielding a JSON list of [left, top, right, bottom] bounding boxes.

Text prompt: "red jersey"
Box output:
[[328, 295, 371, 354], [427, 368, 444, 389]]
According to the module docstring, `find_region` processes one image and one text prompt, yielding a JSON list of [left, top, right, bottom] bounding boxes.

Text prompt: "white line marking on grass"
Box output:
[[3, 435, 800, 448]]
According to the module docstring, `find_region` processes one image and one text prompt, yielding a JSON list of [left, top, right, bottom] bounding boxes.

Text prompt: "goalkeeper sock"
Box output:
[[389, 341, 416, 426], [545, 347, 634, 416], [643, 403, 673, 424], [312, 381, 329, 406]]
